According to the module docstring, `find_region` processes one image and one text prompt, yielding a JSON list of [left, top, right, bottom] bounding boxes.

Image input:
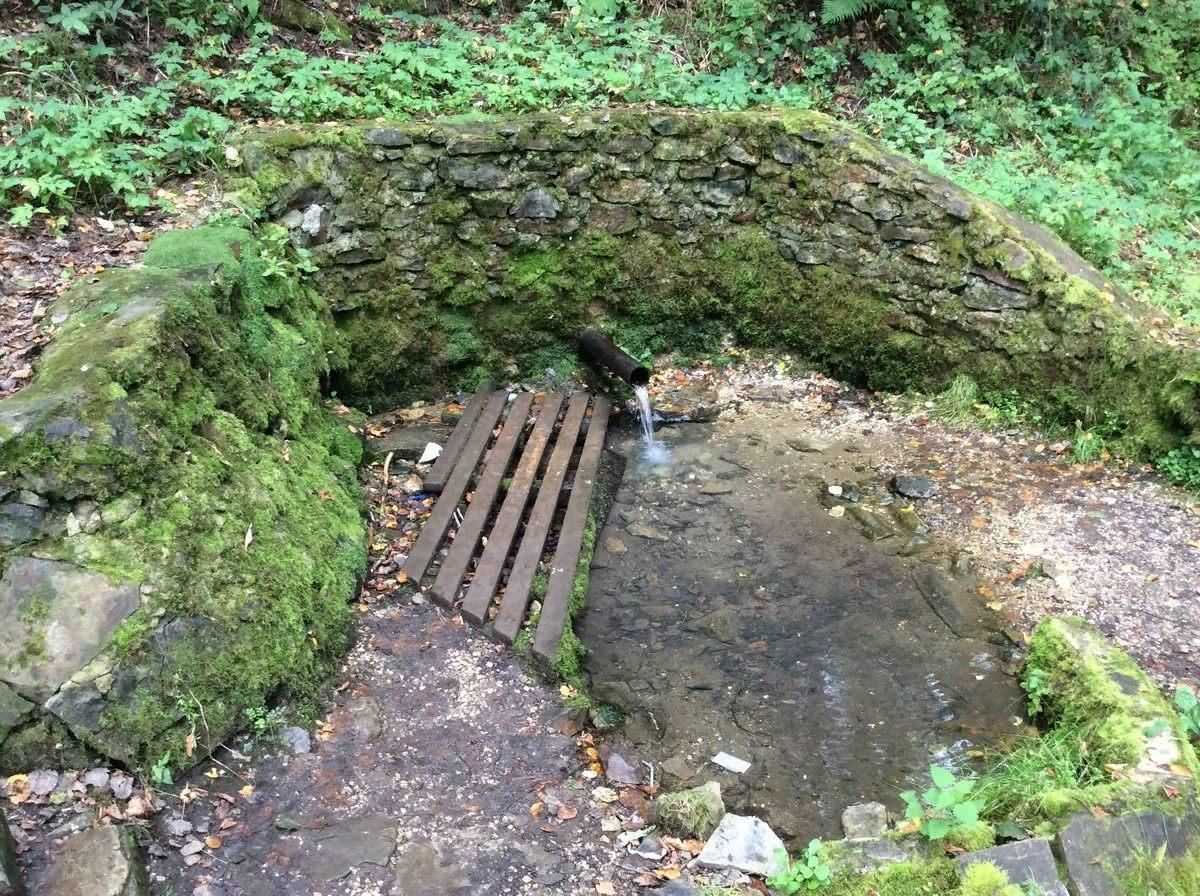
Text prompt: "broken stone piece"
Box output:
[[696, 814, 787, 878]]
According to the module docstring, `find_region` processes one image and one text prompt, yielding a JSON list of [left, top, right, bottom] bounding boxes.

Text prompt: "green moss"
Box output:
[[945, 822, 996, 852], [959, 862, 1021, 896], [550, 514, 596, 684], [823, 857, 959, 896], [1, 223, 365, 771], [1023, 616, 1199, 773]]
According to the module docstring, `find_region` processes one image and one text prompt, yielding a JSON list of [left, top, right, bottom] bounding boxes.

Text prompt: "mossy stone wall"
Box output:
[[0, 225, 365, 772], [239, 108, 1200, 456]]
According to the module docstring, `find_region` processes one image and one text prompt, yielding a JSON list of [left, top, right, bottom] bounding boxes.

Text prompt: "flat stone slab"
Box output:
[[696, 814, 786, 878], [0, 558, 139, 703], [957, 839, 1068, 896], [842, 802, 888, 840], [301, 815, 399, 882], [1058, 808, 1200, 896], [42, 825, 148, 896]]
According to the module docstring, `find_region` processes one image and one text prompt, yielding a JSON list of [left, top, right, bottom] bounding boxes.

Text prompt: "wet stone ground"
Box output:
[[579, 409, 1026, 842]]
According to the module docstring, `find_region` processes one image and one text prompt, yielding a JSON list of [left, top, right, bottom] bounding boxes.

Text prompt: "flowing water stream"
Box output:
[[580, 403, 1024, 841], [632, 384, 670, 464]]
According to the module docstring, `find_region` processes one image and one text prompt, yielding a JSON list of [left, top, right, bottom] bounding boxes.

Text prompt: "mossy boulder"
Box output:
[[649, 781, 726, 839], [1022, 617, 1199, 782], [236, 107, 1200, 459], [0, 224, 365, 772]]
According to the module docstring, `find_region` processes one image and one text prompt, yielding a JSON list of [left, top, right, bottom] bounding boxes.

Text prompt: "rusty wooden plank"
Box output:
[[429, 392, 535, 607], [490, 393, 591, 645], [423, 381, 493, 494], [460, 393, 566, 625], [402, 390, 507, 583], [532, 396, 610, 663]]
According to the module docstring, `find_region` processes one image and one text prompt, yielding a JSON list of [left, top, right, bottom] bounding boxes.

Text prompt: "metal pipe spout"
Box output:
[[578, 329, 651, 387]]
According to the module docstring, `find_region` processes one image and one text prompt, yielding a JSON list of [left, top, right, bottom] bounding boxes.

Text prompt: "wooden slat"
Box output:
[[403, 391, 507, 582], [423, 382, 493, 494], [461, 393, 565, 625], [532, 397, 610, 662], [429, 392, 535, 607], [491, 393, 591, 645]]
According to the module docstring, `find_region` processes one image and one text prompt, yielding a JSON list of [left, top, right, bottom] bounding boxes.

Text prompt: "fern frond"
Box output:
[[820, 0, 878, 25]]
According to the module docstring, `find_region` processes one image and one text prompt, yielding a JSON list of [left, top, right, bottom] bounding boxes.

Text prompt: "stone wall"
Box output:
[[240, 107, 1200, 455], [0, 226, 365, 771]]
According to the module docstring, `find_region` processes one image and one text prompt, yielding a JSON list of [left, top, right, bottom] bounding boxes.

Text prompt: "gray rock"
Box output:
[[603, 749, 642, 785], [0, 682, 34, 745], [364, 127, 413, 148], [278, 726, 312, 755], [657, 876, 702, 896], [891, 475, 940, 499], [912, 566, 988, 639], [836, 837, 917, 872], [1057, 808, 1200, 896], [841, 802, 888, 839], [650, 116, 684, 136], [510, 188, 563, 219], [391, 840, 468, 894], [366, 423, 449, 462], [628, 522, 670, 542], [43, 825, 148, 896], [301, 815, 399, 882], [957, 839, 1068, 896], [163, 817, 193, 838], [1, 806, 24, 896], [696, 814, 787, 878], [0, 558, 140, 703]]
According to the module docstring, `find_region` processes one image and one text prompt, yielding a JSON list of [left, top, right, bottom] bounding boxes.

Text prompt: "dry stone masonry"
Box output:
[[242, 108, 1198, 454]]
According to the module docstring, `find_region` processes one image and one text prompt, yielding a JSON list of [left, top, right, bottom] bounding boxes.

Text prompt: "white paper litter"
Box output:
[[418, 442, 443, 464], [711, 752, 751, 774]]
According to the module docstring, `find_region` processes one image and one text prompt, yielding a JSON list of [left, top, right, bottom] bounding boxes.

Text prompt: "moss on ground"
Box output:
[[823, 857, 959, 896]]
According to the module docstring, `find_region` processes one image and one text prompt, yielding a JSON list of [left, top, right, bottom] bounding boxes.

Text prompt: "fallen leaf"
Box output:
[[970, 517, 989, 528], [530, 802, 544, 818], [653, 866, 681, 881], [238, 785, 254, 799], [556, 804, 578, 821], [596, 883, 616, 895], [205, 835, 223, 849]]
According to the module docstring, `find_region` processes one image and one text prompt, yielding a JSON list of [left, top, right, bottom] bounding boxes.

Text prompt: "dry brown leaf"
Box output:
[[205, 835, 223, 849], [653, 866, 681, 881], [556, 804, 578, 821]]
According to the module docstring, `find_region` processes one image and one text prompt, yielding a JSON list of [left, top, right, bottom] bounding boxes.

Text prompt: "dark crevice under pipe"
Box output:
[[578, 329, 651, 387]]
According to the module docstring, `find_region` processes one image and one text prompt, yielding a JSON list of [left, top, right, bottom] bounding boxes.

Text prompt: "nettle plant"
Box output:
[[900, 764, 985, 840], [767, 839, 832, 893]]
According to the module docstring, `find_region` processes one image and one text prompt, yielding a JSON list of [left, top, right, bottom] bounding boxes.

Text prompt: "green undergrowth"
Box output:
[[5, 0, 1200, 329], [0, 222, 365, 772], [1120, 844, 1200, 896]]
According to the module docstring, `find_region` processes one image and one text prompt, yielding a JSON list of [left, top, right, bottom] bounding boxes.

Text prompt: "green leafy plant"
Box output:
[[150, 750, 174, 786], [900, 765, 985, 840], [767, 839, 832, 892], [1176, 684, 1200, 739], [1022, 665, 1050, 715], [1158, 445, 1200, 492]]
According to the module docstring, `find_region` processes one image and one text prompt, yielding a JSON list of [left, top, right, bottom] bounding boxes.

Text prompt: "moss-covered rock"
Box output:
[[1022, 617, 1199, 782], [236, 107, 1200, 459], [0, 224, 364, 772], [649, 781, 726, 839]]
